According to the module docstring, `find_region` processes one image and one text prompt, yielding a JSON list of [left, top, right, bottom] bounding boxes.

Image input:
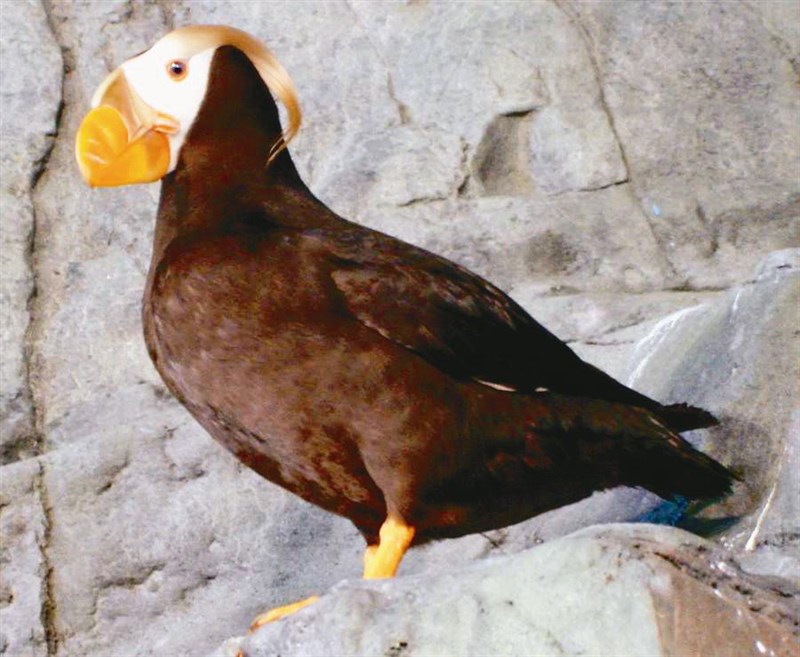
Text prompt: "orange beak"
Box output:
[[75, 69, 178, 187]]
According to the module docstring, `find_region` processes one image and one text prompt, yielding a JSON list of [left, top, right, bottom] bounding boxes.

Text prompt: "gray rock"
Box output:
[[31, 1, 168, 449], [623, 249, 800, 580], [314, 125, 465, 218], [529, 104, 627, 195], [0, 0, 62, 463], [0, 459, 49, 657], [0, 187, 37, 463], [358, 188, 672, 295], [744, 1, 800, 59], [235, 524, 800, 657], [563, 1, 800, 287]]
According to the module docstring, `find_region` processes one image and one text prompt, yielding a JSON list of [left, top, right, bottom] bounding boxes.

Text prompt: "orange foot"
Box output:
[[236, 597, 320, 656], [249, 595, 320, 631], [238, 512, 415, 657]]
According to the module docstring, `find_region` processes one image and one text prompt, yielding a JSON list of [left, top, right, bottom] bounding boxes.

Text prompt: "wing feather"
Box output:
[[322, 228, 581, 391]]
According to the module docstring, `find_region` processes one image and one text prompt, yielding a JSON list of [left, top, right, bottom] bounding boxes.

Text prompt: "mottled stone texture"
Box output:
[[0, 2, 797, 656], [0, 460, 49, 657], [0, 0, 61, 463], [233, 525, 799, 657]]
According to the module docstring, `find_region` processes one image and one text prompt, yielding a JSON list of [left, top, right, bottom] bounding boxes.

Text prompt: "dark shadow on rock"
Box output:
[[702, 415, 783, 521]]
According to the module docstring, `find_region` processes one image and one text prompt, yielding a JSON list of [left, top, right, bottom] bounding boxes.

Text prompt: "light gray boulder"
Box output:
[[0, 459, 49, 657], [229, 524, 800, 657], [624, 248, 800, 581], [562, 1, 800, 288], [0, 0, 62, 463]]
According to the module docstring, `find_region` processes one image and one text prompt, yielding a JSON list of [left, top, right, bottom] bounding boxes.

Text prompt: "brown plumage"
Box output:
[[77, 28, 733, 622]]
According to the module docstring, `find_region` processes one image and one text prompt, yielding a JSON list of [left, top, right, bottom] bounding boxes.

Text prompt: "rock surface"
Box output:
[[229, 524, 799, 657], [0, 459, 49, 657], [0, 0, 62, 463], [622, 249, 800, 580], [0, 2, 798, 656]]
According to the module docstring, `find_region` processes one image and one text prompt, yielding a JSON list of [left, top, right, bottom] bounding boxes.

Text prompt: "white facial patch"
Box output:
[[121, 44, 216, 171]]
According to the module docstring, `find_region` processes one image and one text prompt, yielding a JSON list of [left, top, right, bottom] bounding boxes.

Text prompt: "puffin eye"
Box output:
[[166, 59, 188, 81]]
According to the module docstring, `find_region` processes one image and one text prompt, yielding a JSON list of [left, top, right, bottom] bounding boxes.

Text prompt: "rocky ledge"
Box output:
[[222, 524, 799, 657]]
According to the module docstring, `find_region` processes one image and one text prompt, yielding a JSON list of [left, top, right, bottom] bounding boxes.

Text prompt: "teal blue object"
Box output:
[[636, 495, 689, 526]]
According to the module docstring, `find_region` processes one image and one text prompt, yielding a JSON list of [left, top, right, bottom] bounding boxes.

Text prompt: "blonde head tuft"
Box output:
[[159, 25, 301, 162]]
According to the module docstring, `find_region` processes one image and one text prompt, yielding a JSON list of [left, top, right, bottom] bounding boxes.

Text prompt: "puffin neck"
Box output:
[[150, 156, 310, 265], [175, 44, 305, 190], [148, 44, 319, 258]]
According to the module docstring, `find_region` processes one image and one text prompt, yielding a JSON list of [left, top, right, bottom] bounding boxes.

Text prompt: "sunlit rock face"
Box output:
[[227, 525, 799, 657], [1, 1, 798, 656]]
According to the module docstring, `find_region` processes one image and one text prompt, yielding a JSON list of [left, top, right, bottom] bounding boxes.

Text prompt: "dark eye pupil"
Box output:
[[169, 61, 185, 75]]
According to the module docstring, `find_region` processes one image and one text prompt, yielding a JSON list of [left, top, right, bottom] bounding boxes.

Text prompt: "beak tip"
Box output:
[[74, 105, 170, 187]]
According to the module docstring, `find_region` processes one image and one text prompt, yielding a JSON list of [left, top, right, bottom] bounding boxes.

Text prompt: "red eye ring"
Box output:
[[166, 59, 188, 81]]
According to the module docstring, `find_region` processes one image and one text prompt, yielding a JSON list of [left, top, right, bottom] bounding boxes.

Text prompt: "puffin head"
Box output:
[[75, 25, 301, 187]]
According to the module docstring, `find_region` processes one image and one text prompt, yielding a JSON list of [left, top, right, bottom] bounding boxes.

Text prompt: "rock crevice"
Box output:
[[35, 461, 58, 657]]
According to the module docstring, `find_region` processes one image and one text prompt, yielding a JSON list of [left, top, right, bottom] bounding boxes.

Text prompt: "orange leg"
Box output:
[[363, 513, 415, 579], [245, 513, 415, 637]]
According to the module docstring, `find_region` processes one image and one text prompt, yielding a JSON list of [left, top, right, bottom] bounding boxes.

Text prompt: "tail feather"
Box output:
[[565, 361, 719, 432], [532, 394, 734, 503], [620, 431, 735, 500], [659, 402, 719, 432]]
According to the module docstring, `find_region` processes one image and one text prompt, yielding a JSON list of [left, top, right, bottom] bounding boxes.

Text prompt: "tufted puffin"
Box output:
[[75, 25, 734, 626]]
